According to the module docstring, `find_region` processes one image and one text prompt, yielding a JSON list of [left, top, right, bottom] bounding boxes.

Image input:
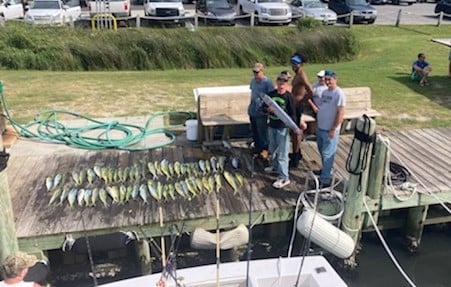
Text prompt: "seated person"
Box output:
[[411, 53, 432, 86]]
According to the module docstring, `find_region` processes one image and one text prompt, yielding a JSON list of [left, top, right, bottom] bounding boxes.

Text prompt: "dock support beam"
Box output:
[[341, 117, 376, 268], [405, 205, 428, 252], [0, 135, 19, 263]]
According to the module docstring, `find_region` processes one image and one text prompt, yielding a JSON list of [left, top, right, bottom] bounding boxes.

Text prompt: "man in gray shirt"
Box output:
[[248, 63, 274, 159], [315, 70, 345, 187]]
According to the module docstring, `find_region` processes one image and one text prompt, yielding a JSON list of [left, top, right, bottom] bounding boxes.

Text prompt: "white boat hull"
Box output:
[[100, 256, 347, 287]]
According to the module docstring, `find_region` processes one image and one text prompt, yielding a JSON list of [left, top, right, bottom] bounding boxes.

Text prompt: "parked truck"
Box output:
[[88, 0, 131, 18], [237, 0, 292, 25]]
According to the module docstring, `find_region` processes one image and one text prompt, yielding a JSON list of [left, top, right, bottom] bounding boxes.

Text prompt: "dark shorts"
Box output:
[[295, 105, 303, 127]]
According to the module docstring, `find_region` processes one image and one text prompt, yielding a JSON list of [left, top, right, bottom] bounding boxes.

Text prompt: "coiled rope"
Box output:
[[1, 93, 195, 151]]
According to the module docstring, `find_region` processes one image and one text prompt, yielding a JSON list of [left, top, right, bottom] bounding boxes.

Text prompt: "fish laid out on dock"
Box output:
[[45, 156, 246, 208]]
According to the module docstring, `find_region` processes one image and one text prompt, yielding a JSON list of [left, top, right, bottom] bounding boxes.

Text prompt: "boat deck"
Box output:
[[5, 126, 451, 252]]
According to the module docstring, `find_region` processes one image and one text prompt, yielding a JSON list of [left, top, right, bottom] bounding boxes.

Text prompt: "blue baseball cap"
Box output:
[[325, 70, 336, 78], [291, 54, 302, 65]]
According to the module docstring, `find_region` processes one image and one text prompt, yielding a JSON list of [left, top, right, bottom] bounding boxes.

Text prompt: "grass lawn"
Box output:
[[0, 25, 450, 131]]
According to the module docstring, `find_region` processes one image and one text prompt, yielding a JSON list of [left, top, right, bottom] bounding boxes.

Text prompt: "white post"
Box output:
[[136, 14, 140, 28], [250, 12, 254, 27], [437, 11, 443, 27]]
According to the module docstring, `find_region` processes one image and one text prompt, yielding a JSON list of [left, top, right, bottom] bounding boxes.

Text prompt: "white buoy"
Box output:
[[297, 209, 355, 259]]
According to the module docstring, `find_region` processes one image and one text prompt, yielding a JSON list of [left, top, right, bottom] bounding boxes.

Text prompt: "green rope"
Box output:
[[1, 93, 195, 151]]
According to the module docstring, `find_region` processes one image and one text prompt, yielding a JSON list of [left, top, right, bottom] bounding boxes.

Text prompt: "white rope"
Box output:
[[380, 136, 451, 214], [363, 199, 417, 287]]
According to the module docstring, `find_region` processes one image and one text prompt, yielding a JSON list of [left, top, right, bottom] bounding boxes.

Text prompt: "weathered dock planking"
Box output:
[[5, 127, 451, 253]]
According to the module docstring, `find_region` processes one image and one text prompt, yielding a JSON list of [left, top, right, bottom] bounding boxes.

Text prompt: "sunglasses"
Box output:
[[253, 70, 261, 74]]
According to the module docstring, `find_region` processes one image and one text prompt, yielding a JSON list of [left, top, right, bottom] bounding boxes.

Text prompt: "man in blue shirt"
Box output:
[[248, 63, 274, 159], [411, 53, 432, 86]]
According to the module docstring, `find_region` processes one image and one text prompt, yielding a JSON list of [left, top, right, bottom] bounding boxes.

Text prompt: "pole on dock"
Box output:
[[341, 116, 376, 268], [405, 205, 428, 252], [363, 135, 388, 229]]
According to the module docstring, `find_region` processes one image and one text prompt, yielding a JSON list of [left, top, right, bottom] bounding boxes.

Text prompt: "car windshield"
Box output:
[[259, 0, 283, 3], [30, 0, 61, 9], [347, 0, 368, 5], [149, 0, 181, 2], [304, 0, 326, 8], [207, 0, 231, 8]]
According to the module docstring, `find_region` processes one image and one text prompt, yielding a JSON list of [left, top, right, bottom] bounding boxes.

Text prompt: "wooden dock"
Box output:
[[4, 127, 451, 254]]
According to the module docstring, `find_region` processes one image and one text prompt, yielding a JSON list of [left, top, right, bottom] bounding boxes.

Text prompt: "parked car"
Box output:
[[88, 0, 131, 17], [25, 0, 81, 24], [0, 0, 24, 20], [144, 0, 185, 23], [196, 0, 236, 25], [435, 0, 451, 14], [328, 0, 377, 23], [289, 0, 337, 24], [370, 0, 415, 5], [237, 0, 292, 25]]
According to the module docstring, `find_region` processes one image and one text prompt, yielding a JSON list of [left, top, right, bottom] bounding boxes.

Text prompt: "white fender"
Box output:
[[297, 209, 355, 259]]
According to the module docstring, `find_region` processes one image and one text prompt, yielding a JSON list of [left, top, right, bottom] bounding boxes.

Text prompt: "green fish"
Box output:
[[84, 189, 92, 206], [53, 173, 63, 190], [202, 176, 211, 194], [123, 166, 130, 182], [210, 156, 218, 173], [168, 163, 175, 178], [174, 182, 185, 199], [195, 177, 204, 194], [91, 188, 99, 206], [198, 160, 206, 174], [147, 180, 159, 201], [93, 165, 102, 179], [71, 171, 80, 185], [59, 185, 70, 205], [147, 162, 158, 180], [214, 173, 223, 193], [67, 189, 78, 208], [119, 184, 127, 203], [218, 156, 226, 172], [180, 180, 191, 200], [86, 169, 96, 185], [139, 183, 150, 204], [106, 186, 120, 203], [174, 161, 182, 178], [234, 172, 245, 187], [167, 183, 176, 200], [224, 171, 239, 194], [77, 189, 85, 207], [45, 176, 53, 192], [205, 160, 211, 174], [185, 178, 197, 197], [78, 169, 86, 186], [131, 184, 140, 200], [99, 188, 109, 207], [157, 181, 164, 200], [208, 176, 215, 194], [160, 159, 171, 179], [125, 185, 133, 202], [48, 187, 62, 205]]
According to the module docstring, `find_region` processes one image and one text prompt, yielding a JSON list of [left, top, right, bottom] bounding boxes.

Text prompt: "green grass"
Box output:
[[0, 25, 450, 131]]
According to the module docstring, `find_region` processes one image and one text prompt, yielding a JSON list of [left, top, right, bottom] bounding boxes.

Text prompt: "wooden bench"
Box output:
[[194, 85, 250, 144], [195, 86, 380, 144], [302, 86, 381, 133]]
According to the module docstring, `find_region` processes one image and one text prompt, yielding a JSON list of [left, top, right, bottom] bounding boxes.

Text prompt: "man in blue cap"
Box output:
[[314, 70, 345, 187], [290, 53, 316, 168]]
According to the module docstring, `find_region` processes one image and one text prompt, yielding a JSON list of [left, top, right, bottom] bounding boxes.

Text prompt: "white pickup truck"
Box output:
[[144, 0, 185, 23], [237, 0, 291, 25], [88, 0, 131, 17]]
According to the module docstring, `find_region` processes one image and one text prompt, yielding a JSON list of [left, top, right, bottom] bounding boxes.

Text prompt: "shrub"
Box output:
[[0, 22, 359, 71], [296, 17, 323, 32]]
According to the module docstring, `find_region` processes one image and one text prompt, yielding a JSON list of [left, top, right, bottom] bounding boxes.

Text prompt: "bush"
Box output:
[[296, 17, 323, 32], [0, 22, 359, 71]]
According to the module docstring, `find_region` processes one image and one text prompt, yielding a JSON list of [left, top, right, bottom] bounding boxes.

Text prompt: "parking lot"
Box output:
[[112, 1, 449, 26], [76, 2, 451, 26]]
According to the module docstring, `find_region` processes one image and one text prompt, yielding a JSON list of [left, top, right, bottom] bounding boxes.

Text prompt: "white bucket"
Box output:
[[185, 119, 198, 141]]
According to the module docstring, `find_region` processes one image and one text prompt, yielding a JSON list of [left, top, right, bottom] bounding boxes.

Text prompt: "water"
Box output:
[[339, 225, 451, 287]]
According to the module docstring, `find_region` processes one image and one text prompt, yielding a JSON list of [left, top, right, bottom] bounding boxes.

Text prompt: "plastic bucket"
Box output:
[[185, 120, 198, 141]]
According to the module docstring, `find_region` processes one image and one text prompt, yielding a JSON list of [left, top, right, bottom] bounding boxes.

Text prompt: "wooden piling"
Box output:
[[0, 135, 19, 263], [363, 135, 388, 229], [341, 117, 376, 266], [406, 205, 428, 251]]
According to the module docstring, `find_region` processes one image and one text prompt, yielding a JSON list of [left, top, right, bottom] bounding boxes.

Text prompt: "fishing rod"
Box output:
[[245, 153, 256, 287]]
